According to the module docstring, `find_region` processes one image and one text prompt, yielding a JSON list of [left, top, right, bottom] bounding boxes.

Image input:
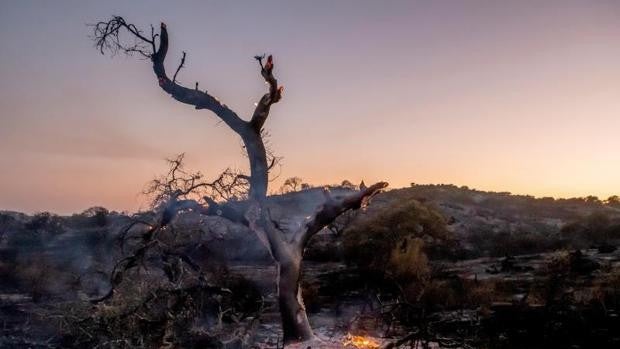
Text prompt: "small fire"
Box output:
[[342, 333, 381, 349]]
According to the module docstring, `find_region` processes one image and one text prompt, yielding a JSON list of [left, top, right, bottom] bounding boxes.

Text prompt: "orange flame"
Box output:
[[342, 333, 381, 349]]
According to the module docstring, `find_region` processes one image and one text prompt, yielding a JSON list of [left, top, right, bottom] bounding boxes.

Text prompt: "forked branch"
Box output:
[[251, 55, 284, 131], [294, 182, 389, 248], [92, 17, 245, 133], [152, 23, 246, 133]]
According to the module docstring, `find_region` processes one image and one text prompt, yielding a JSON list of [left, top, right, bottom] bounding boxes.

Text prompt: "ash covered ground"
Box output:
[[1, 184, 620, 348]]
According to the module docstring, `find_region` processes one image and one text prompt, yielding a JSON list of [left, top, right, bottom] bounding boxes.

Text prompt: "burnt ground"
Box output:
[[1, 248, 619, 348], [2, 186, 620, 348], [229, 249, 620, 348]]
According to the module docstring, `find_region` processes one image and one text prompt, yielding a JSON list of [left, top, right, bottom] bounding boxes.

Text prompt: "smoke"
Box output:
[[0, 184, 358, 302]]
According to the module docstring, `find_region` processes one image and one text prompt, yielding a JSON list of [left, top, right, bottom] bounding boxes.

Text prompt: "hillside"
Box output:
[[1, 184, 619, 348]]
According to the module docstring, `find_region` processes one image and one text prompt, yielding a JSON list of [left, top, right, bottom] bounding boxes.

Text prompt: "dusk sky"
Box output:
[[1, 1, 619, 214]]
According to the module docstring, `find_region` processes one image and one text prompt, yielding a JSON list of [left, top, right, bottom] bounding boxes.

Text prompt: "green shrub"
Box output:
[[342, 197, 449, 276], [389, 237, 430, 281]]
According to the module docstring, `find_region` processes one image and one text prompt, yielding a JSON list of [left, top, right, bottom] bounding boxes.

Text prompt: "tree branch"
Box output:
[[92, 16, 154, 57], [91, 195, 209, 304], [255, 207, 288, 260], [152, 23, 246, 133], [172, 51, 186, 83], [250, 55, 284, 131], [92, 17, 247, 134], [203, 196, 250, 225], [293, 181, 389, 249]]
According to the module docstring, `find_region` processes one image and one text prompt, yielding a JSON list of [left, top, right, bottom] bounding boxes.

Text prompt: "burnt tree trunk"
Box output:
[[276, 248, 314, 343], [241, 129, 269, 201]]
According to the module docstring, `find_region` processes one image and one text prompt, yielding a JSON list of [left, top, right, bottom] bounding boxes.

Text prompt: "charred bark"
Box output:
[[240, 129, 269, 201], [277, 253, 314, 343]]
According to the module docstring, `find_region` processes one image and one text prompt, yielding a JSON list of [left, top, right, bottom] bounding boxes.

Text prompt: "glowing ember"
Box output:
[[342, 333, 381, 349]]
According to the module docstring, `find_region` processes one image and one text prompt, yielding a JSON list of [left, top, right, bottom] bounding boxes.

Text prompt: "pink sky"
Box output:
[[1, 1, 619, 214]]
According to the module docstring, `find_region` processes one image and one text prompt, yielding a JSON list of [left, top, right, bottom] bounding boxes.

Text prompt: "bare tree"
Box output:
[[92, 16, 387, 344], [280, 176, 304, 194]]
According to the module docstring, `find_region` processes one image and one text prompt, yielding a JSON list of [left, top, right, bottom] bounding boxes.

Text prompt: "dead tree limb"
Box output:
[[294, 181, 389, 249], [251, 54, 284, 131]]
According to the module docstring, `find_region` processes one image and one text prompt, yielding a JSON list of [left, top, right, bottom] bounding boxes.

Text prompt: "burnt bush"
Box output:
[[466, 229, 568, 257], [416, 277, 496, 312], [562, 212, 620, 247], [58, 271, 264, 349]]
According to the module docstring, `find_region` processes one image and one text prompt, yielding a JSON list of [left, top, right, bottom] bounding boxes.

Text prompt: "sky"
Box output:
[[1, 1, 619, 214]]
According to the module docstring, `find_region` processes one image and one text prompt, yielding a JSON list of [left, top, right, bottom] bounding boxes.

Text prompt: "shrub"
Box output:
[[389, 237, 430, 282], [562, 212, 620, 246], [342, 197, 448, 277]]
